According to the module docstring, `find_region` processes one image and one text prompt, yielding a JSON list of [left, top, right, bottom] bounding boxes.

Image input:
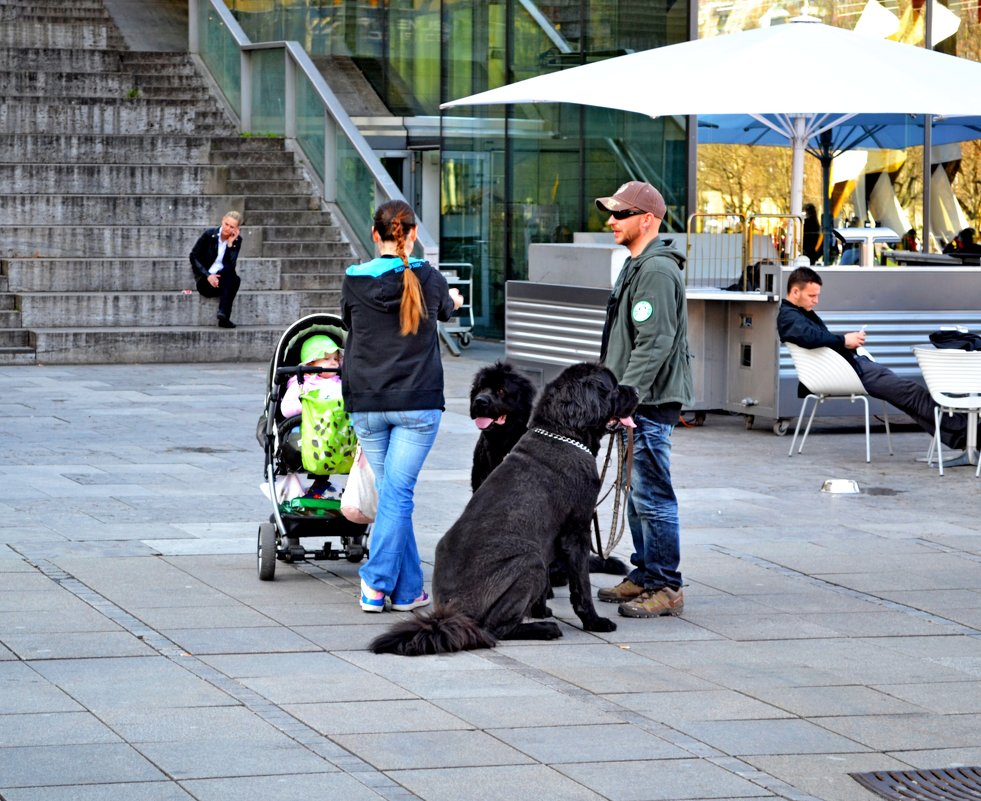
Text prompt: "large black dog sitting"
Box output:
[[370, 362, 638, 656], [470, 360, 628, 579], [469, 361, 537, 491]]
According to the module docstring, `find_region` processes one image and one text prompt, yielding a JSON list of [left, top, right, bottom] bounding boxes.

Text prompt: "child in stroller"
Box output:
[[281, 334, 345, 500], [257, 314, 368, 581]]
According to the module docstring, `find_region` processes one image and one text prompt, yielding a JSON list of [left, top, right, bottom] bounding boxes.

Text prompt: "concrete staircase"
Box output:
[[0, 0, 358, 364]]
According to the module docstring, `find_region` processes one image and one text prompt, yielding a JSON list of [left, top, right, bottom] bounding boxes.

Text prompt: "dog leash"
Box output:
[[593, 428, 633, 560]]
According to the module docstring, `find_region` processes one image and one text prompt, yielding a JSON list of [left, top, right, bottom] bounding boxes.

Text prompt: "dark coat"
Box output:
[[189, 226, 243, 282], [776, 299, 853, 365], [340, 256, 455, 413]]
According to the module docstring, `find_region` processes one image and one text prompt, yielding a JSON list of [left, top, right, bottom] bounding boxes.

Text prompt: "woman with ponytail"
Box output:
[[341, 200, 463, 613]]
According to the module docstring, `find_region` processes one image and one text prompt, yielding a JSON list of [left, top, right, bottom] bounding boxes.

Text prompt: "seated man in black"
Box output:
[[778, 266, 968, 450]]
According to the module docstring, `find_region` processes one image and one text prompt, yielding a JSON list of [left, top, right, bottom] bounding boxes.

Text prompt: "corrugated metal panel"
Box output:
[[505, 294, 607, 369]]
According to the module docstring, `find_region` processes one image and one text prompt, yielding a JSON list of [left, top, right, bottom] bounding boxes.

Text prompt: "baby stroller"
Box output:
[[256, 313, 368, 580]]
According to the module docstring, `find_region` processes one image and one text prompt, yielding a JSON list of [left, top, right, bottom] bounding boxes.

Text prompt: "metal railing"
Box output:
[[685, 213, 802, 289], [188, 0, 438, 266]]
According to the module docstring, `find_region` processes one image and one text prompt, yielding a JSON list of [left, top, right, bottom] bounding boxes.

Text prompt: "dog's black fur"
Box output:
[[370, 362, 639, 656], [469, 361, 537, 491], [469, 361, 627, 580]]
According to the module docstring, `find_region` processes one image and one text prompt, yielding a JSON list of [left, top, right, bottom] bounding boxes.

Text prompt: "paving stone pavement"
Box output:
[[1, 342, 979, 801]]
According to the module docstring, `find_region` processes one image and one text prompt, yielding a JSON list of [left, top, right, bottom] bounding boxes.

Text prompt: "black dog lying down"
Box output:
[[469, 360, 628, 579], [370, 362, 638, 656], [469, 361, 537, 491]]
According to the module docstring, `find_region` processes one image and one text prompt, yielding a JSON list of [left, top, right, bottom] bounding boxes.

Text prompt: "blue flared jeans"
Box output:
[[625, 414, 683, 591], [350, 409, 441, 603]]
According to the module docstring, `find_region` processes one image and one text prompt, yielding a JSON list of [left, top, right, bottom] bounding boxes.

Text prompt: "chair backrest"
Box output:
[[913, 346, 981, 405], [785, 343, 866, 397]]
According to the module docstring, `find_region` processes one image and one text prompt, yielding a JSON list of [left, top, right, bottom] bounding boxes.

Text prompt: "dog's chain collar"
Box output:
[[531, 428, 593, 456]]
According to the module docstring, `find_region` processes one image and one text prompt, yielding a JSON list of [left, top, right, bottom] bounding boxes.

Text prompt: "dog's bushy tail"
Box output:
[[369, 603, 496, 656]]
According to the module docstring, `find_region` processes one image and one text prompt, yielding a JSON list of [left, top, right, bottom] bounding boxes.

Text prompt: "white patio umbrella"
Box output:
[[441, 16, 981, 221]]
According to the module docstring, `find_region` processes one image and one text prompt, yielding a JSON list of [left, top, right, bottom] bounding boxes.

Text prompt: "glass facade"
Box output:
[[222, 0, 981, 325], [224, 0, 690, 336]]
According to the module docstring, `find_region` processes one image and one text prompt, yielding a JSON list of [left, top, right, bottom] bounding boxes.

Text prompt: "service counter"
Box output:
[[508, 244, 981, 433]]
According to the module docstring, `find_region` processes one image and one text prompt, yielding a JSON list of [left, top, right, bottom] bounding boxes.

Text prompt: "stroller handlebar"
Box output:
[[275, 365, 342, 379]]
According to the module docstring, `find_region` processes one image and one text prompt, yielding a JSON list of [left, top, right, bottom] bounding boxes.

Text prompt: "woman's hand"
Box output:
[[449, 288, 464, 310]]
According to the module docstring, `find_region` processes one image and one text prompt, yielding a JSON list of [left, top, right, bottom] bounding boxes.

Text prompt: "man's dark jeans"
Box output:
[[625, 414, 682, 592], [855, 356, 967, 448]]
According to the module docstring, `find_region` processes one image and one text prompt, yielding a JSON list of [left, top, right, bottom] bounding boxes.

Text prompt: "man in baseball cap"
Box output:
[[594, 180, 693, 622], [595, 180, 667, 220]]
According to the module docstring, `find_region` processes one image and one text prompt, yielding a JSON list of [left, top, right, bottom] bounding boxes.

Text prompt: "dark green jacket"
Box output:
[[600, 237, 694, 407]]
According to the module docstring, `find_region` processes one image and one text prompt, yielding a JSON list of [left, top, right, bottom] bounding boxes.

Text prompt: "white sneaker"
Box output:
[[391, 591, 430, 612]]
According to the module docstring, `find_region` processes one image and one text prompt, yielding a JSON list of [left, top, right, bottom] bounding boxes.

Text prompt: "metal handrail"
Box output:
[[188, 0, 438, 266]]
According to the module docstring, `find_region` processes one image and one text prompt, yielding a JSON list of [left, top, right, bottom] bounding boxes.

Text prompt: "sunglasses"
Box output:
[[609, 208, 647, 220]]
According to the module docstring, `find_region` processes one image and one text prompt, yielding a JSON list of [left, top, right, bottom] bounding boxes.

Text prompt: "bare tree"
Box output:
[[698, 143, 821, 216]]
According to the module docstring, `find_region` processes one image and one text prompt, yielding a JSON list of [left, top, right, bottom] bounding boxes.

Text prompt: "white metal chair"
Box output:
[[913, 346, 981, 477], [786, 343, 893, 463]]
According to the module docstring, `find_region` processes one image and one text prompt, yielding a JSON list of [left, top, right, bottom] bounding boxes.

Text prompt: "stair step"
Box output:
[[260, 242, 354, 258], [2, 100, 228, 136], [243, 210, 335, 226], [0, 6, 109, 21], [1, 225, 349, 260], [211, 151, 297, 167], [0, 347, 37, 365], [1, 224, 270, 259], [242, 195, 321, 212], [0, 194, 245, 226], [4, 258, 283, 293], [209, 136, 290, 151], [0, 330, 32, 347], [0, 0, 108, 8], [0, 164, 228, 195], [19, 290, 303, 328], [0, 21, 125, 50], [280, 273, 346, 291], [0, 47, 124, 73], [0, 134, 214, 165], [0, 72, 208, 98], [260, 226, 343, 242], [299, 290, 342, 311], [277, 257, 352, 273], [30, 327, 285, 365]]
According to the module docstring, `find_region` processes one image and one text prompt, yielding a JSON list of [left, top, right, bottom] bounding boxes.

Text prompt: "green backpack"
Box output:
[[299, 390, 358, 475]]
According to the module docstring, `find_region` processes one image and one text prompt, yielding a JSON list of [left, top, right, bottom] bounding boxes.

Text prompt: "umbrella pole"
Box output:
[[819, 130, 833, 265], [789, 115, 806, 258]]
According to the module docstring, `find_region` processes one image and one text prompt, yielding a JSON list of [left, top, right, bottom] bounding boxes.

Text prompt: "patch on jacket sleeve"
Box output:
[[632, 300, 653, 323]]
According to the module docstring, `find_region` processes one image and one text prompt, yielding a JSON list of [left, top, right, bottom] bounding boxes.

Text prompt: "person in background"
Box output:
[[802, 203, 821, 265], [778, 266, 968, 449], [900, 228, 919, 252], [942, 227, 981, 255], [189, 211, 243, 329], [341, 199, 462, 613], [593, 181, 693, 619]]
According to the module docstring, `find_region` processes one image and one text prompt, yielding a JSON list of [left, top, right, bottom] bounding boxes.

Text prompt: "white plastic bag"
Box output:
[[340, 444, 377, 524]]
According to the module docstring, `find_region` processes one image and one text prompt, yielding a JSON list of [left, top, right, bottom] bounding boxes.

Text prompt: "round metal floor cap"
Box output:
[[821, 478, 860, 494]]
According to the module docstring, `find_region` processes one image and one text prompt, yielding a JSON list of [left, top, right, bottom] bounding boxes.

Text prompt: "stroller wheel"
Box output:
[[258, 523, 277, 581], [346, 544, 365, 563]]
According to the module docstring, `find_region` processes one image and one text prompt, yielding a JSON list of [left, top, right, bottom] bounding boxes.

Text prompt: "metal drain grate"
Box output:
[[850, 767, 981, 800]]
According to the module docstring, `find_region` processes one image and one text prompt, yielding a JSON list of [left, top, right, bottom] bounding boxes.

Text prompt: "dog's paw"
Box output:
[[542, 623, 563, 640], [583, 617, 617, 633], [529, 600, 553, 619]]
